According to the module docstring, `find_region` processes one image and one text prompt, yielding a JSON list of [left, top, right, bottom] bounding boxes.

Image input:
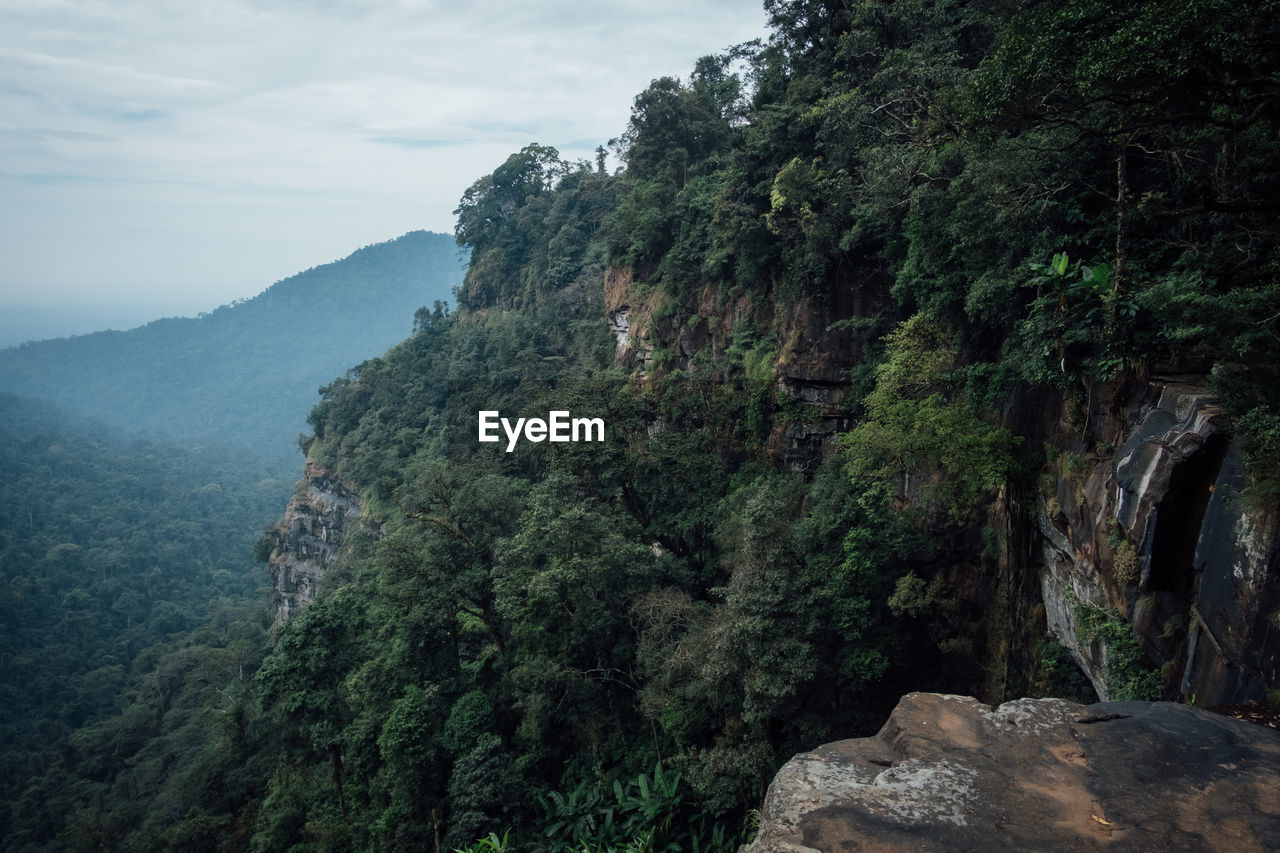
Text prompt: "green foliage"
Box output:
[[457, 146, 616, 308], [1074, 603, 1162, 701], [888, 572, 971, 656], [842, 313, 1019, 522], [603, 60, 747, 289], [1033, 639, 1096, 703], [5, 589, 276, 852], [14, 0, 1280, 847], [724, 327, 776, 388], [0, 395, 287, 849], [455, 830, 512, 853], [537, 763, 738, 852], [445, 733, 522, 849], [1011, 253, 1137, 384], [1238, 407, 1280, 510]]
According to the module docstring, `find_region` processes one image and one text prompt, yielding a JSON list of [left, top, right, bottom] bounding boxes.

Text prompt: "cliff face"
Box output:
[[607, 264, 1278, 707], [1034, 376, 1279, 704], [747, 692, 1280, 853], [267, 460, 362, 623], [604, 266, 885, 470], [271, 264, 1278, 709]]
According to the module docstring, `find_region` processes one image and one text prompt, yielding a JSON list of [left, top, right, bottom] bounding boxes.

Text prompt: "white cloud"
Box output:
[[0, 0, 770, 327]]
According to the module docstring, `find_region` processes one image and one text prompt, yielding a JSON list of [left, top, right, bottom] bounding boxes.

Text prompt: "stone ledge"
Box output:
[[746, 692, 1280, 852]]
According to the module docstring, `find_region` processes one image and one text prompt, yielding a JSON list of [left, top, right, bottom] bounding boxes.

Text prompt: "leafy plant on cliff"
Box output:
[[842, 313, 1018, 524], [1074, 603, 1162, 701], [1238, 407, 1280, 511]]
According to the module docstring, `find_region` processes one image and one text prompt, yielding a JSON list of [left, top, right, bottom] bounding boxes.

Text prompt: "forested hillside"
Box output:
[[5, 1, 1278, 850], [0, 231, 465, 467], [0, 394, 289, 847]]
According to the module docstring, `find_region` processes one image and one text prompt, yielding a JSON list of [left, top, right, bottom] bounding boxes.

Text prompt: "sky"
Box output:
[[0, 0, 771, 345]]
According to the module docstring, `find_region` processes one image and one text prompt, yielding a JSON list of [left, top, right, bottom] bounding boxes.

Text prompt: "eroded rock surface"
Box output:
[[1037, 379, 1278, 705], [602, 262, 1278, 704], [603, 265, 883, 470], [268, 460, 361, 623], [747, 692, 1280, 853]]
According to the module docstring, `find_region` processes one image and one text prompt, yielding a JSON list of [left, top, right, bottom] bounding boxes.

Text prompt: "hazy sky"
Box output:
[[0, 0, 770, 342]]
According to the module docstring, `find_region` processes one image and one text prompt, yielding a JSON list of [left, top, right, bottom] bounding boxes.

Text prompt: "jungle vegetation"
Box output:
[[3, 1, 1278, 850]]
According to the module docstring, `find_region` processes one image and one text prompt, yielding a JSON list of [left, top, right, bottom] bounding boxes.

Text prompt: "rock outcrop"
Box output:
[[747, 692, 1280, 853], [1036, 378, 1279, 705], [604, 262, 1279, 704], [268, 460, 362, 623], [603, 265, 885, 470]]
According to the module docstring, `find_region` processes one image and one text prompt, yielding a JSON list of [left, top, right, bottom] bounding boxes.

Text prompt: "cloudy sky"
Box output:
[[0, 0, 770, 344]]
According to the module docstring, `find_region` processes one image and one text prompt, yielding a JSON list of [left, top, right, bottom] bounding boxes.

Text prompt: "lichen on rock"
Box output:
[[747, 692, 1280, 852]]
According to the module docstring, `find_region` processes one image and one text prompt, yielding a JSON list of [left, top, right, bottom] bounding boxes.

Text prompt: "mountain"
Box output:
[[235, 1, 1280, 846], [0, 231, 466, 468], [5, 2, 1280, 851]]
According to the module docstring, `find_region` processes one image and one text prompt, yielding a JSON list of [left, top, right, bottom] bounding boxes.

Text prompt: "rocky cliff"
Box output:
[[1033, 376, 1279, 705], [747, 691, 1280, 852], [608, 263, 1278, 707], [267, 460, 362, 623], [604, 266, 885, 470]]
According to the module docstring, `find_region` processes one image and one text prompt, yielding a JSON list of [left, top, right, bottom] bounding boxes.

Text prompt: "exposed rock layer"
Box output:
[[604, 265, 882, 470], [1036, 378, 1279, 704], [268, 460, 361, 623], [606, 263, 1279, 704], [748, 692, 1280, 853]]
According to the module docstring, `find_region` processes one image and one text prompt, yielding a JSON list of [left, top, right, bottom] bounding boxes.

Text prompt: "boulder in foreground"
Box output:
[[747, 692, 1280, 852]]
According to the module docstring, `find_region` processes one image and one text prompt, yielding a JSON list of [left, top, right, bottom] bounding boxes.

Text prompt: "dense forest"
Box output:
[[0, 231, 465, 468], [4, 0, 1279, 850], [0, 394, 288, 847]]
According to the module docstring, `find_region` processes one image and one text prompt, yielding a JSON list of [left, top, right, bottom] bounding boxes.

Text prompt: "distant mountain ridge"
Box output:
[[0, 230, 465, 467]]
